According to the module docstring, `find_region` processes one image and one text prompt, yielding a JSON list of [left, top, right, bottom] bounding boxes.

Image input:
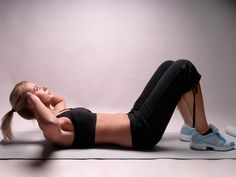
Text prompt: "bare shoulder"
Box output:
[[58, 117, 74, 131]]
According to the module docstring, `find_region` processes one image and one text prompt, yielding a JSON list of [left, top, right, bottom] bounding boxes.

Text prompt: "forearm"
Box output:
[[27, 92, 62, 143], [33, 98, 58, 125], [50, 92, 66, 112], [27, 92, 58, 125]]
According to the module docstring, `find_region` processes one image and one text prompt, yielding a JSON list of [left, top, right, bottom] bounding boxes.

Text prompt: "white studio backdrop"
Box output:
[[0, 0, 235, 132]]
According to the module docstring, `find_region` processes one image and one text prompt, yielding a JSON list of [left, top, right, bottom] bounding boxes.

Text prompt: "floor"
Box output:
[[0, 159, 235, 177], [1, 113, 235, 177]]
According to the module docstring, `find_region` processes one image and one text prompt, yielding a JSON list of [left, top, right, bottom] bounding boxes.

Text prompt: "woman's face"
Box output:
[[25, 82, 53, 106]]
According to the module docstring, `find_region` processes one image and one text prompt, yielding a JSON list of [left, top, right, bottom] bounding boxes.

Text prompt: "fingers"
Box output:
[[26, 92, 34, 105], [26, 91, 33, 96], [26, 91, 35, 100], [26, 91, 40, 106]]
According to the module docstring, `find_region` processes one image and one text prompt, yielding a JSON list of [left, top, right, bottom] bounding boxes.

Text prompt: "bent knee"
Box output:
[[175, 59, 194, 67], [175, 59, 201, 92]]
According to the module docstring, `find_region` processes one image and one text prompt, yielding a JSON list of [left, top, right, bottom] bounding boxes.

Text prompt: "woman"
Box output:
[[1, 59, 234, 151]]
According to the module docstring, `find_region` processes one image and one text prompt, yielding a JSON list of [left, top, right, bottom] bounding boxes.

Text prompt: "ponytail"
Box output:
[[1, 81, 35, 141], [1, 109, 15, 141]]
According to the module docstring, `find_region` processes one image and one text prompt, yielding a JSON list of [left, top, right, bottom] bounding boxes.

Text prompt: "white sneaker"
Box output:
[[180, 124, 195, 142], [190, 124, 235, 151]]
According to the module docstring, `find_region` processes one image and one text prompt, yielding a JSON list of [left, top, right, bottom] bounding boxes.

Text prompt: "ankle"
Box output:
[[201, 128, 213, 135], [196, 128, 209, 134], [196, 124, 210, 134]]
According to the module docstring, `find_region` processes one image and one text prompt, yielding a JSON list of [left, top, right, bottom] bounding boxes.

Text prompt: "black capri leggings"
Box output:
[[128, 59, 201, 149]]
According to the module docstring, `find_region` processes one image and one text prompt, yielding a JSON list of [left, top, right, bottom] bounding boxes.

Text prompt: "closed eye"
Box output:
[[43, 86, 47, 91], [34, 85, 39, 92]]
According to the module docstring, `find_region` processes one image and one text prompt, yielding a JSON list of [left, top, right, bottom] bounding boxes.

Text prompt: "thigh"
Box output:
[[129, 60, 174, 113], [129, 59, 201, 149], [139, 59, 201, 122]]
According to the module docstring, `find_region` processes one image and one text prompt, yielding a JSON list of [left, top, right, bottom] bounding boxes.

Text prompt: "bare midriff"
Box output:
[[95, 113, 132, 148]]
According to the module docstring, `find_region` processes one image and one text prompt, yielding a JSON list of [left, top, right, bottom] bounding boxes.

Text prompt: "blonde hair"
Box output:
[[1, 81, 35, 141]]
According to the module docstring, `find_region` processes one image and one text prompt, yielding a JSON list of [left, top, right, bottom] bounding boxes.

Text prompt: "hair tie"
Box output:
[[11, 108, 16, 112]]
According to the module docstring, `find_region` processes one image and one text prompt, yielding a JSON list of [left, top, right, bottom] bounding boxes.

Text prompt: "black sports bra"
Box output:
[[57, 107, 97, 148]]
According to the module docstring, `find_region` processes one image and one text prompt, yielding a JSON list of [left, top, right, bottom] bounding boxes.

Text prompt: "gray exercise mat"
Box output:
[[0, 131, 235, 160]]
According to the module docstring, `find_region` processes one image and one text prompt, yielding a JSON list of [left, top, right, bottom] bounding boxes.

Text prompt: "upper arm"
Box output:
[[40, 117, 74, 147], [38, 118, 61, 142], [43, 128, 74, 147]]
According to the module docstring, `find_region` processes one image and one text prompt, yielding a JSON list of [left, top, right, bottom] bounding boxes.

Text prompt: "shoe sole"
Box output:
[[180, 134, 191, 142], [190, 142, 234, 151]]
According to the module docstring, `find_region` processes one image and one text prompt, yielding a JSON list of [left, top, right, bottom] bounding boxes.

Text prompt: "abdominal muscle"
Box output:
[[95, 113, 133, 148]]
